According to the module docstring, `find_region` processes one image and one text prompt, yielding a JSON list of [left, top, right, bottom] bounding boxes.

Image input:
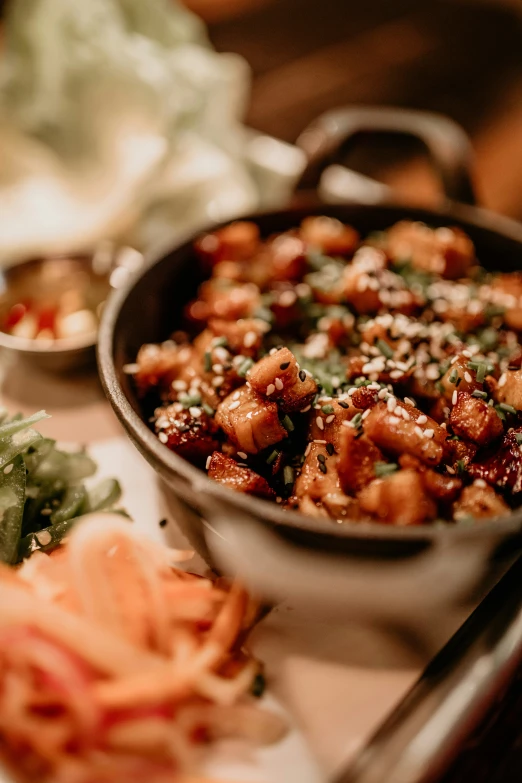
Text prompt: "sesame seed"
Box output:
[[401, 409, 411, 421], [229, 401, 240, 411], [212, 364, 223, 373], [362, 409, 371, 420], [499, 373, 507, 388], [232, 390, 241, 400], [462, 350, 472, 358], [314, 439, 327, 444], [158, 432, 168, 443], [244, 331, 257, 348], [269, 348, 278, 355], [446, 466, 456, 475], [280, 362, 290, 370], [3, 463, 13, 475], [464, 372, 472, 383], [36, 530, 52, 546], [172, 380, 187, 391], [237, 451, 248, 459], [414, 426, 423, 438], [300, 405, 311, 413], [388, 415, 400, 425], [206, 456, 211, 469], [212, 376, 224, 387], [305, 443, 312, 457], [348, 387, 356, 396], [404, 397, 416, 407], [275, 377, 284, 391], [378, 388, 388, 399], [299, 370, 306, 382], [452, 390, 458, 405], [424, 428, 434, 439], [316, 417, 325, 431], [417, 415, 428, 425], [279, 290, 297, 307], [189, 407, 202, 418], [123, 362, 140, 374], [325, 415, 335, 424], [390, 369, 403, 379], [474, 479, 487, 488], [266, 384, 276, 395], [387, 396, 397, 413]]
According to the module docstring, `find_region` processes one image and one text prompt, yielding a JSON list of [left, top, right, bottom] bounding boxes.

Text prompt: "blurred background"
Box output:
[[182, 0, 522, 216]]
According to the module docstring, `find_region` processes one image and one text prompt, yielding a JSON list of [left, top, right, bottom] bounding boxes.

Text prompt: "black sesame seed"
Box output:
[[280, 362, 290, 370], [159, 518, 168, 528], [338, 401, 349, 409], [326, 443, 335, 455], [317, 454, 326, 464], [299, 370, 306, 382], [319, 463, 327, 474]]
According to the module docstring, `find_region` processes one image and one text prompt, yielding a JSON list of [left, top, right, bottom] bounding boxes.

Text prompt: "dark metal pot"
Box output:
[[98, 107, 522, 630]]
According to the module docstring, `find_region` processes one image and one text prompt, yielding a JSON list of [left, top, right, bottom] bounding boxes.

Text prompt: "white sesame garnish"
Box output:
[[189, 407, 202, 418], [212, 376, 224, 387], [362, 409, 371, 420], [414, 425, 423, 438], [474, 479, 487, 488], [237, 451, 248, 460], [387, 396, 397, 413], [212, 364, 223, 373], [172, 380, 187, 391], [300, 405, 311, 413], [464, 372, 472, 383], [266, 384, 276, 396], [401, 409, 411, 421], [275, 377, 284, 391], [314, 439, 327, 444], [417, 415, 428, 425], [331, 376, 341, 388], [390, 369, 403, 379], [446, 466, 456, 475], [348, 387, 356, 396], [304, 443, 312, 457], [342, 420, 351, 427], [404, 397, 416, 407], [3, 464, 13, 475], [499, 373, 507, 388], [246, 411, 253, 419], [316, 417, 325, 431], [243, 331, 257, 348], [378, 388, 388, 399], [269, 348, 278, 355], [123, 363, 140, 374], [388, 415, 401, 426], [424, 428, 434, 439], [158, 432, 168, 443], [214, 347, 229, 362], [279, 290, 297, 307], [452, 390, 458, 405], [462, 350, 472, 358], [229, 401, 240, 411], [232, 390, 241, 400], [206, 456, 211, 470], [325, 415, 335, 424]]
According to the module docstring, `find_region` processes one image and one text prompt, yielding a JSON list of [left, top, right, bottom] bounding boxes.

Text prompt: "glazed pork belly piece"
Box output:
[[215, 385, 287, 455], [247, 347, 317, 413], [207, 452, 274, 499]]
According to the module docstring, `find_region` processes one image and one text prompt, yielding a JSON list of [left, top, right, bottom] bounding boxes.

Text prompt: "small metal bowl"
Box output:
[[0, 245, 144, 373]]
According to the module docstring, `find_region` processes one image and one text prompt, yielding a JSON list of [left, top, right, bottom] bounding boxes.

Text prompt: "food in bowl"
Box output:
[[130, 216, 522, 527], [0, 515, 285, 783]]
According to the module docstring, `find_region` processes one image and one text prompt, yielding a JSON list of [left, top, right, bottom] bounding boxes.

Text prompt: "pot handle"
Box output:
[[295, 105, 477, 206]]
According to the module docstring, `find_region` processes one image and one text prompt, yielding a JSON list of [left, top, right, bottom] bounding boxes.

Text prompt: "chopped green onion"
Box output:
[[472, 390, 488, 399], [456, 459, 467, 476], [266, 449, 280, 465], [495, 406, 506, 421], [202, 403, 215, 417], [476, 363, 486, 383], [284, 466, 294, 485], [179, 392, 201, 408], [237, 358, 254, 378], [282, 415, 294, 432], [499, 403, 517, 415], [449, 368, 459, 384], [435, 381, 445, 394], [374, 462, 398, 477], [212, 336, 228, 348], [351, 412, 363, 429], [321, 404, 334, 414], [376, 339, 394, 360], [203, 352, 212, 372]]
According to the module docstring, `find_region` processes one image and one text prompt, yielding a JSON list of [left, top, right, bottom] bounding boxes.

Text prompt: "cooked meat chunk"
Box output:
[[208, 318, 267, 358], [358, 470, 436, 526], [421, 469, 463, 503], [216, 385, 287, 455], [450, 392, 503, 446], [155, 404, 219, 465], [300, 216, 359, 256], [247, 348, 317, 413], [443, 437, 478, 470], [338, 428, 384, 494], [207, 452, 274, 498], [468, 428, 522, 494], [363, 401, 444, 465], [453, 482, 509, 522], [496, 369, 522, 411], [294, 443, 356, 519], [268, 233, 308, 281], [308, 398, 361, 449], [195, 221, 260, 267], [386, 221, 475, 279], [439, 355, 481, 400], [187, 280, 261, 324], [134, 342, 193, 393]]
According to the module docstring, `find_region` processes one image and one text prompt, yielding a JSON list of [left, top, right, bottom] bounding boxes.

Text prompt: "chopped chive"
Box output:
[[476, 363, 486, 383], [204, 352, 212, 372], [326, 443, 335, 456], [351, 412, 363, 429], [284, 465, 295, 485], [355, 378, 372, 388], [374, 462, 398, 477], [436, 381, 445, 394], [238, 357, 254, 377], [472, 390, 488, 399], [202, 402, 215, 417], [318, 462, 327, 474], [376, 339, 394, 360], [456, 459, 467, 476], [338, 401, 349, 409], [266, 449, 280, 465], [499, 403, 517, 415], [321, 404, 334, 414], [496, 407, 506, 421], [282, 415, 294, 432], [212, 336, 228, 348], [449, 368, 459, 384], [179, 392, 201, 408]]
